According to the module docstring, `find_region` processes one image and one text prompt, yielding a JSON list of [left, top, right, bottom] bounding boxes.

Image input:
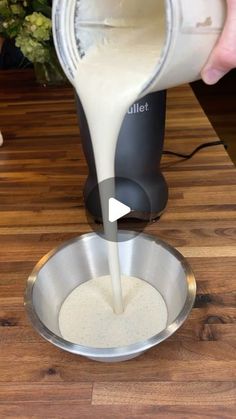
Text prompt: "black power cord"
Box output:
[[163, 140, 226, 160]]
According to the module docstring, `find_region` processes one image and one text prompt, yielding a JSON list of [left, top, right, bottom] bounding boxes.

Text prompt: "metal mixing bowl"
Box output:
[[24, 231, 196, 362]]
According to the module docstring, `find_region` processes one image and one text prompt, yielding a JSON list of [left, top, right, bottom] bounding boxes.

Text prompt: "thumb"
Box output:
[[201, 0, 236, 85]]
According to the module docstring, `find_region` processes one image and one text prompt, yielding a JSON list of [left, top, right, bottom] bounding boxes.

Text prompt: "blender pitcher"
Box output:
[[52, 0, 226, 93]]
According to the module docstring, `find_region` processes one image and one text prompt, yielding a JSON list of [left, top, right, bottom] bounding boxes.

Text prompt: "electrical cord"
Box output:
[[163, 140, 226, 160]]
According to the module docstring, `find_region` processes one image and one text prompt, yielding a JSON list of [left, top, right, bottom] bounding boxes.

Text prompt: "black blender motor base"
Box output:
[[76, 91, 168, 222]]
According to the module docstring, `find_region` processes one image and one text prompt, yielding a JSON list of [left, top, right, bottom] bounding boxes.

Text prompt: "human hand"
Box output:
[[201, 0, 236, 84]]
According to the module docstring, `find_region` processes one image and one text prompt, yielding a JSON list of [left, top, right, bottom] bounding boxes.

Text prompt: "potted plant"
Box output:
[[0, 0, 66, 84]]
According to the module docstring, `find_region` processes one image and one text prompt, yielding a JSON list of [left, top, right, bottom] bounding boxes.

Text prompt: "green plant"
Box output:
[[0, 0, 55, 64], [0, 1, 55, 64], [0, 1, 66, 83]]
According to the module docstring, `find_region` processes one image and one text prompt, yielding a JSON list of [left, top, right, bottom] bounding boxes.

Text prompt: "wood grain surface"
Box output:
[[0, 70, 235, 418]]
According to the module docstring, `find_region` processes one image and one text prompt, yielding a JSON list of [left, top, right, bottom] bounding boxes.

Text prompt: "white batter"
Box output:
[[59, 1, 167, 346], [59, 275, 168, 348]]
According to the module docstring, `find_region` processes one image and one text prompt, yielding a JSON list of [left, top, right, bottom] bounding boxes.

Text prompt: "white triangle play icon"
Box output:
[[109, 198, 131, 223]]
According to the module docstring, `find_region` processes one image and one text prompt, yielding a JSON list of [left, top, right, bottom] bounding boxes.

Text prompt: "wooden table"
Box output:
[[0, 70, 235, 418]]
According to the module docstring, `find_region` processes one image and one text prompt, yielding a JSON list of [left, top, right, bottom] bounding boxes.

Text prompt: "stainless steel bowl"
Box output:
[[24, 231, 196, 362]]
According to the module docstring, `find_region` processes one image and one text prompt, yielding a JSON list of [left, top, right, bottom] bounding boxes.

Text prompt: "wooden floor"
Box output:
[[0, 70, 235, 418]]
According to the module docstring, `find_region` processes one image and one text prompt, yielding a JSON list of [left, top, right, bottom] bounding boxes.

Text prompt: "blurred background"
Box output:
[[192, 70, 236, 165]]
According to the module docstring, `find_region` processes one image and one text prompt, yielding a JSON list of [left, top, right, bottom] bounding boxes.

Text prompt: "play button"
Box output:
[[109, 198, 131, 223], [85, 177, 152, 242]]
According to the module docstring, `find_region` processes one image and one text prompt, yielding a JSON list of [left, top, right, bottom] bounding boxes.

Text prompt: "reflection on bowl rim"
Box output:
[[24, 231, 196, 360]]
